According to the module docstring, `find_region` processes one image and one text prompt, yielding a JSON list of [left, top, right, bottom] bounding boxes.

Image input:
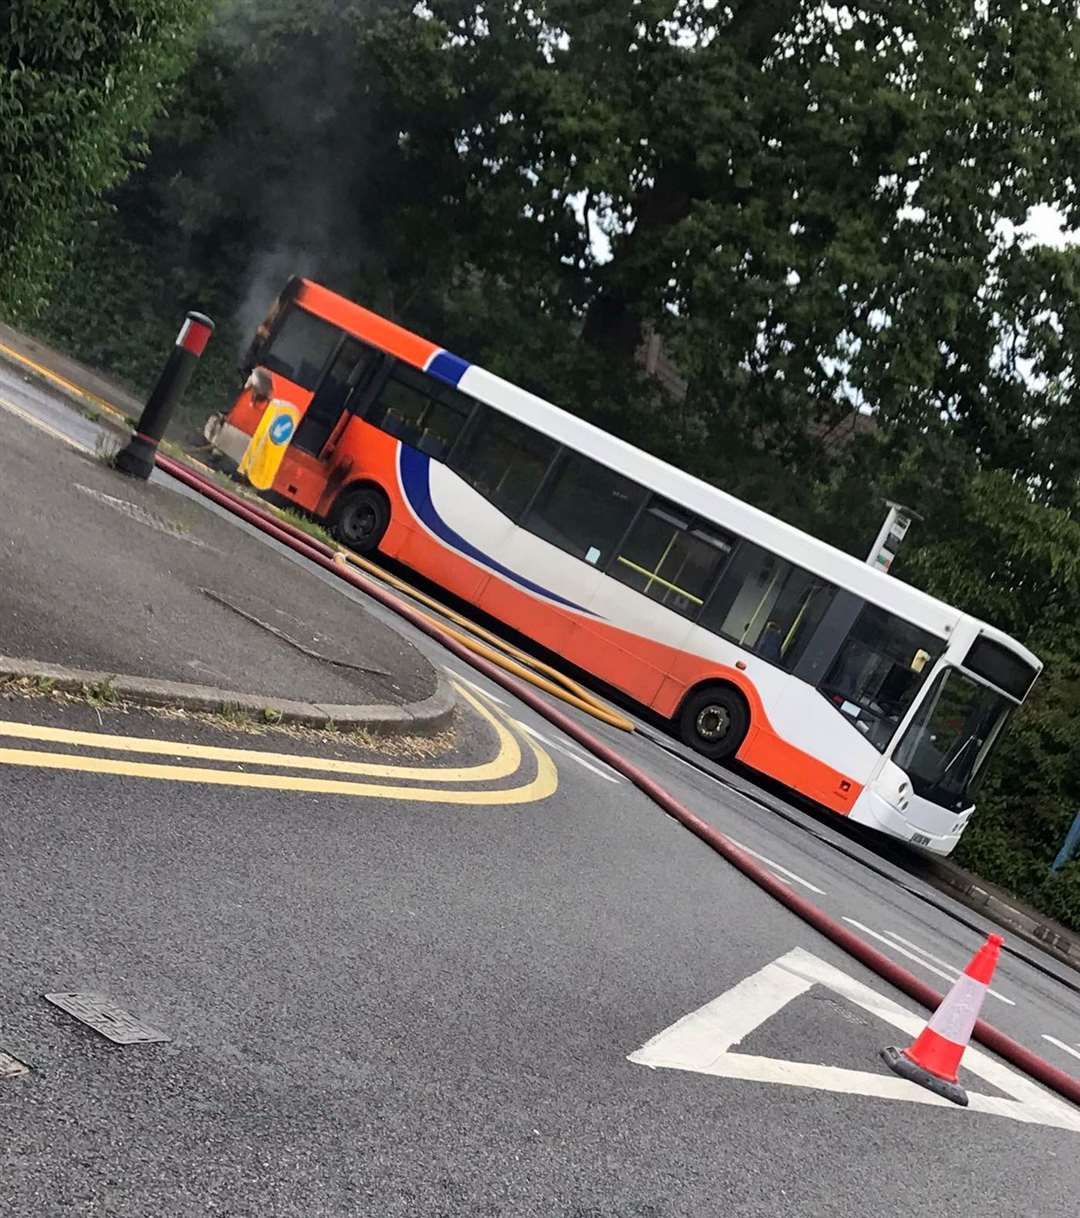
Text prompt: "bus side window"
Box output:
[[367, 363, 472, 457], [420, 394, 473, 461], [449, 405, 558, 520], [611, 500, 733, 619], [819, 605, 942, 720], [368, 365, 427, 442], [700, 541, 836, 669], [522, 451, 645, 566]]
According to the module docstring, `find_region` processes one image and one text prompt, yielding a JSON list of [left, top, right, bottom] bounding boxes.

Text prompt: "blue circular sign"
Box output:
[[269, 413, 295, 445]]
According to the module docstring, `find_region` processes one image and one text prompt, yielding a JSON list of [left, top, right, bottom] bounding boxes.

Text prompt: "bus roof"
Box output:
[[295, 279, 1039, 668]]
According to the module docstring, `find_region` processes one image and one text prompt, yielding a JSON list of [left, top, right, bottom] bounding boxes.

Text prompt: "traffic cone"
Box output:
[[880, 933, 1003, 1107]]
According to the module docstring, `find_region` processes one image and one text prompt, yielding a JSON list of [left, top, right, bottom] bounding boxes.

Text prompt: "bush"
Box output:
[[0, 0, 206, 317]]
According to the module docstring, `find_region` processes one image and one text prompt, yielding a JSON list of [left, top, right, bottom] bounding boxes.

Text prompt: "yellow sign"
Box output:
[[238, 400, 302, 490]]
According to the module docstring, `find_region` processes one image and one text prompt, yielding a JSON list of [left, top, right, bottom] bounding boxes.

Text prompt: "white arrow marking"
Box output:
[[515, 721, 621, 783], [843, 918, 1016, 1006]]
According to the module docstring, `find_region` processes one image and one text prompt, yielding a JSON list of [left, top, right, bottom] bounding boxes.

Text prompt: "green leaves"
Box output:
[[0, 0, 207, 318], [893, 470, 1080, 930]]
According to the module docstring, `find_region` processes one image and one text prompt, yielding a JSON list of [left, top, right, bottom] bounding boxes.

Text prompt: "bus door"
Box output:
[[291, 337, 375, 457], [276, 337, 382, 509]]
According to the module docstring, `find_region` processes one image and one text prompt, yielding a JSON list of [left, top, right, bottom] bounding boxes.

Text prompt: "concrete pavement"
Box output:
[[1, 691, 1078, 1217], [0, 385, 450, 732]]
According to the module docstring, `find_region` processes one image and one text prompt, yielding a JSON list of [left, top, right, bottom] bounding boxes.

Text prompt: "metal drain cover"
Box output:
[[0, 1050, 29, 1078], [44, 993, 169, 1044]]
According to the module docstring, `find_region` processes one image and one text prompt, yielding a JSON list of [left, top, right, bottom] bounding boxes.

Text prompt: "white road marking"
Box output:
[[540, 731, 594, 760], [884, 930, 1016, 1006], [842, 919, 1014, 1006], [515, 721, 621, 784], [1042, 1035, 1080, 1064], [0, 394, 92, 454], [442, 668, 508, 705], [628, 946, 1080, 1132], [0, 1049, 29, 1079], [440, 666, 621, 783], [727, 838, 827, 894]]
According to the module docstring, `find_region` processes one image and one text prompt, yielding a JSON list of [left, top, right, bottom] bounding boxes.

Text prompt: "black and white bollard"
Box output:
[[115, 311, 215, 480]]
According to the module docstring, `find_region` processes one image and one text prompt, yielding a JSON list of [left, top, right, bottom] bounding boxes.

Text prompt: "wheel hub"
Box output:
[[346, 504, 376, 539], [696, 704, 730, 741]]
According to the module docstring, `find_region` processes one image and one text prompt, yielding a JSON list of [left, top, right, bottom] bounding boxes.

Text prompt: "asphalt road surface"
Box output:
[[1, 365, 1079, 1217]]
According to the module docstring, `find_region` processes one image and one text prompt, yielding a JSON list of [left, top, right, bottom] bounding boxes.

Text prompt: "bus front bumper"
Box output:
[[849, 789, 970, 856], [204, 414, 250, 464]]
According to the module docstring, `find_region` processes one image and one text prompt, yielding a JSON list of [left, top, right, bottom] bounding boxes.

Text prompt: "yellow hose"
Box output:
[[332, 548, 636, 732]]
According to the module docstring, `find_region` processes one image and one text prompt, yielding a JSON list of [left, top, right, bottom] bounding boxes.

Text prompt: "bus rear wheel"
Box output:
[[330, 486, 390, 553], [679, 685, 749, 761]]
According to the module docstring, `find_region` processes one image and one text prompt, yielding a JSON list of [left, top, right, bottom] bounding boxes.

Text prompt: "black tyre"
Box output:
[[678, 685, 749, 761], [330, 486, 390, 552]]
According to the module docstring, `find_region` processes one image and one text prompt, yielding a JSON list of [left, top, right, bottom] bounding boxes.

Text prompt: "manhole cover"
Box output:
[[44, 993, 170, 1044], [0, 1050, 29, 1078]]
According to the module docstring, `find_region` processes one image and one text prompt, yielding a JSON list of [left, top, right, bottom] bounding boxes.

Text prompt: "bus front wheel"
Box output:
[[679, 685, 749, 761], [330, 486, 390, 553]]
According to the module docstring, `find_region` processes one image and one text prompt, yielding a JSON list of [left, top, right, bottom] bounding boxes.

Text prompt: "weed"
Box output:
[[214, 702, 252, 728], [94, 433, 122, 467], [261, 707, 284, 725], [273, 506, 335, 547], [82, 677, 120, 707]]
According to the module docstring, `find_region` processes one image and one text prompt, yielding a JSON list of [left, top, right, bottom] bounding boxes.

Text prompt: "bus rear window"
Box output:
[[963, 636, 1038, 701], [262, 307, 342, 390]]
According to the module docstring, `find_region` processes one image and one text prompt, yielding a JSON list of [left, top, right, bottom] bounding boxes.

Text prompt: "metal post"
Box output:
[[867, 501, 921, 573], [1051, 809, 1080, 874], [115, 311, 215, 480]]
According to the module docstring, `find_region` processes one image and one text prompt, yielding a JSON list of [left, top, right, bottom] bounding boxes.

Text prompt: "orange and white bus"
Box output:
[[205, 277, 1041, 856]]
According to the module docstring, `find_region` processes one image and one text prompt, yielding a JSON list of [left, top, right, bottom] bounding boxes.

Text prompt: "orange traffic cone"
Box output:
[[881, 933, 1003, 1107]]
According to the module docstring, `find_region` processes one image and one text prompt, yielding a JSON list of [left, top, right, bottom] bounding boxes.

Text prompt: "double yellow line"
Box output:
[[0, 685, 557, 806]]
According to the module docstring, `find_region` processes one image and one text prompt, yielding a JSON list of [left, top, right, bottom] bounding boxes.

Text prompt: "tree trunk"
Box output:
[[579, 0, 799, 362]]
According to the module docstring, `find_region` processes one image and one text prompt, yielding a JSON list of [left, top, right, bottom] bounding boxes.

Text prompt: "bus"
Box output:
[[205, 277, 1042, 856]]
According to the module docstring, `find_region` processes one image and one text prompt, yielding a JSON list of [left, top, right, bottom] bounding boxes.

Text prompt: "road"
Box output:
[[1, 366, 1079, 1216]]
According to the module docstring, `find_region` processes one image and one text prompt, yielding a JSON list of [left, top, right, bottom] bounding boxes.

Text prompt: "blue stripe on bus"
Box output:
[[425, 351, 471, 387], [398, 446, 596, 616]]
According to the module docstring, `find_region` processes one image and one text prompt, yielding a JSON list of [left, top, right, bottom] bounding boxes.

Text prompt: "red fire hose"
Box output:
[[156, 452, 1080, 1111]]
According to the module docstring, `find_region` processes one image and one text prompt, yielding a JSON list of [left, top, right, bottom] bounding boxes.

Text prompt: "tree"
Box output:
[[361, 1, 1080, 504], [0, 0, 207, 317], [898, 472, 1080, 929]]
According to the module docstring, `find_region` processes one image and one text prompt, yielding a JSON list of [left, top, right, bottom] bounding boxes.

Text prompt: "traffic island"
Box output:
[[0, 394, 455, 738]]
